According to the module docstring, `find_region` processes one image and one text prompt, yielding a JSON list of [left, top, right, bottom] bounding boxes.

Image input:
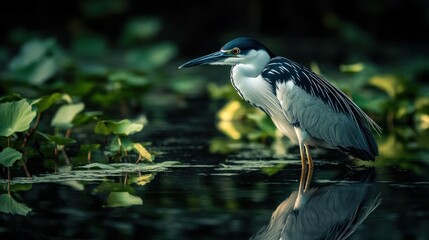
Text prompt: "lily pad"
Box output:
[[105, 192, 143, 207], [0, 194, 32, 216], [0, 147, 23, 167], [51, 103, 85, 129], [0, 99, 37, 137]]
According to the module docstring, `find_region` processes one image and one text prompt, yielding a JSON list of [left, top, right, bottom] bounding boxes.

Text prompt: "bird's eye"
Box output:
[[231, 47, 240, 55]]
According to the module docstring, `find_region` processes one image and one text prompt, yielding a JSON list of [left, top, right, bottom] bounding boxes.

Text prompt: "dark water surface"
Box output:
[[1, 99, 429, 240]]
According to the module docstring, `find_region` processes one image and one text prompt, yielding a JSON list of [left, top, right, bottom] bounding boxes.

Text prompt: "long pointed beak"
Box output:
[[179, 51, 228, 69]]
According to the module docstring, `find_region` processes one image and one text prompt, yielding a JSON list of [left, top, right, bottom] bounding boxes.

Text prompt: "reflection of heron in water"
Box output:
[[250, 168, 381, 240]]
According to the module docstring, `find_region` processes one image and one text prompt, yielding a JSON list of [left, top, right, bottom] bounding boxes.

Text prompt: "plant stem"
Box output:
[[88, 151, 92, 163], [22, 159, 32, 178], [7, 136, 10, 147], [7, 167, 11, 195], [21, 113, 41, 148], [65, 128, 72, 138]]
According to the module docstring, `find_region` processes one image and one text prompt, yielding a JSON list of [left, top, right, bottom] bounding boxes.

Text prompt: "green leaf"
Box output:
[[0, 99, 37, 137], [38, 132, 76, 145], [126, 42, 177, 71], [33, 92, 63, 113], [108, 71, 151, 87], [80, 163, 115, 170], [121, 17, 162, 44], [0, 147, 23, 167], [0, 194, 32, 216], [51, 103, 85, 129], [72, 111, 102, 126], [105, 192, 143, 207], [80, 144, 101, 152], [133, 143, 152, 162], [8, 38, 63, 84], [94, 119, 144, 136]]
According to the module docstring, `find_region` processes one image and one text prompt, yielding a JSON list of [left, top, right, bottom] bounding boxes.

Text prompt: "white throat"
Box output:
[[231, 49, 271, 78]]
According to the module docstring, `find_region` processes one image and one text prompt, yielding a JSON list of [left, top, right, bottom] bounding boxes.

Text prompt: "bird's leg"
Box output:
[[305, 144, 314, 169], [299, 143, 307, 170], [304, 145, 313, 192], [298, 163, 307, 196]]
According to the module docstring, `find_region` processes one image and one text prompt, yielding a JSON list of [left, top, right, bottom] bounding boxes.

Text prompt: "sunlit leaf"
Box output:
[[38, 132, 76, 145], [133, 143, 152, 162], [105, 192, 143, 207], [339, 63, 365, 73], [32, 92, 62, 113], [0, 194, 32, 216], [0, 99, 37, 137], [217, 100, 244, 121], [415, 113, 429, 132], [129, 174, 154, 186], [0, 147, 22, 167], [217, 121, 241, 140], [51, 103, 85, 129], [94, 119, 143, 136], [369, 75, 407, 98]]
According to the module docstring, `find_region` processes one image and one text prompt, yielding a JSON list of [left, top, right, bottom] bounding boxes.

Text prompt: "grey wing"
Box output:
[[262, 57, 380, 160]]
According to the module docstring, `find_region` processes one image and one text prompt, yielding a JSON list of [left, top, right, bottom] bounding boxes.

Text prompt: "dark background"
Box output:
[[1, 0, 428, 64]]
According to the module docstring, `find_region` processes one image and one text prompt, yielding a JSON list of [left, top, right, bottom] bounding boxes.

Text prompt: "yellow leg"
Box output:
[[299, 144, 307, 170], [304, 145, 313, 192]]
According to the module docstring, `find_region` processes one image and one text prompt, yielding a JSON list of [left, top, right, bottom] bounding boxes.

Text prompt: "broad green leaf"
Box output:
[[0, 147, 23, 167], [133, 143, 152, 162], [0, 99, 37, 137], [29, 57, 57, 84], [38, 132, 76, 145], [51, 103, 85, 129], [94, 121, 112, 135], [105, 192, 143, 207], [339, 63, 365, 73], [0, 194, 32, 216], [33, 92, 62, 112], [94, 119, 143, 136]]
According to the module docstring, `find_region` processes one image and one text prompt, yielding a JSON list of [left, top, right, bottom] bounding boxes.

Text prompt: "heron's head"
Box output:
[[179, 37, 275, 69]]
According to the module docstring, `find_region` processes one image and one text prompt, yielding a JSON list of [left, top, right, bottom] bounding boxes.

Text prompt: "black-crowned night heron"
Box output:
[[250, 168, 381, 240], [179, 37, 381, 168]]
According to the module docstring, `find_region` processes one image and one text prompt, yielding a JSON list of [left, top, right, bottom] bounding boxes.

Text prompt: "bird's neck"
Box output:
[[232, 51, 271, 79]]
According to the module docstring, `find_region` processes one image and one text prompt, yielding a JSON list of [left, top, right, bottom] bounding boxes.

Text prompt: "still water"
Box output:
[[1, 100, 429, 240]]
